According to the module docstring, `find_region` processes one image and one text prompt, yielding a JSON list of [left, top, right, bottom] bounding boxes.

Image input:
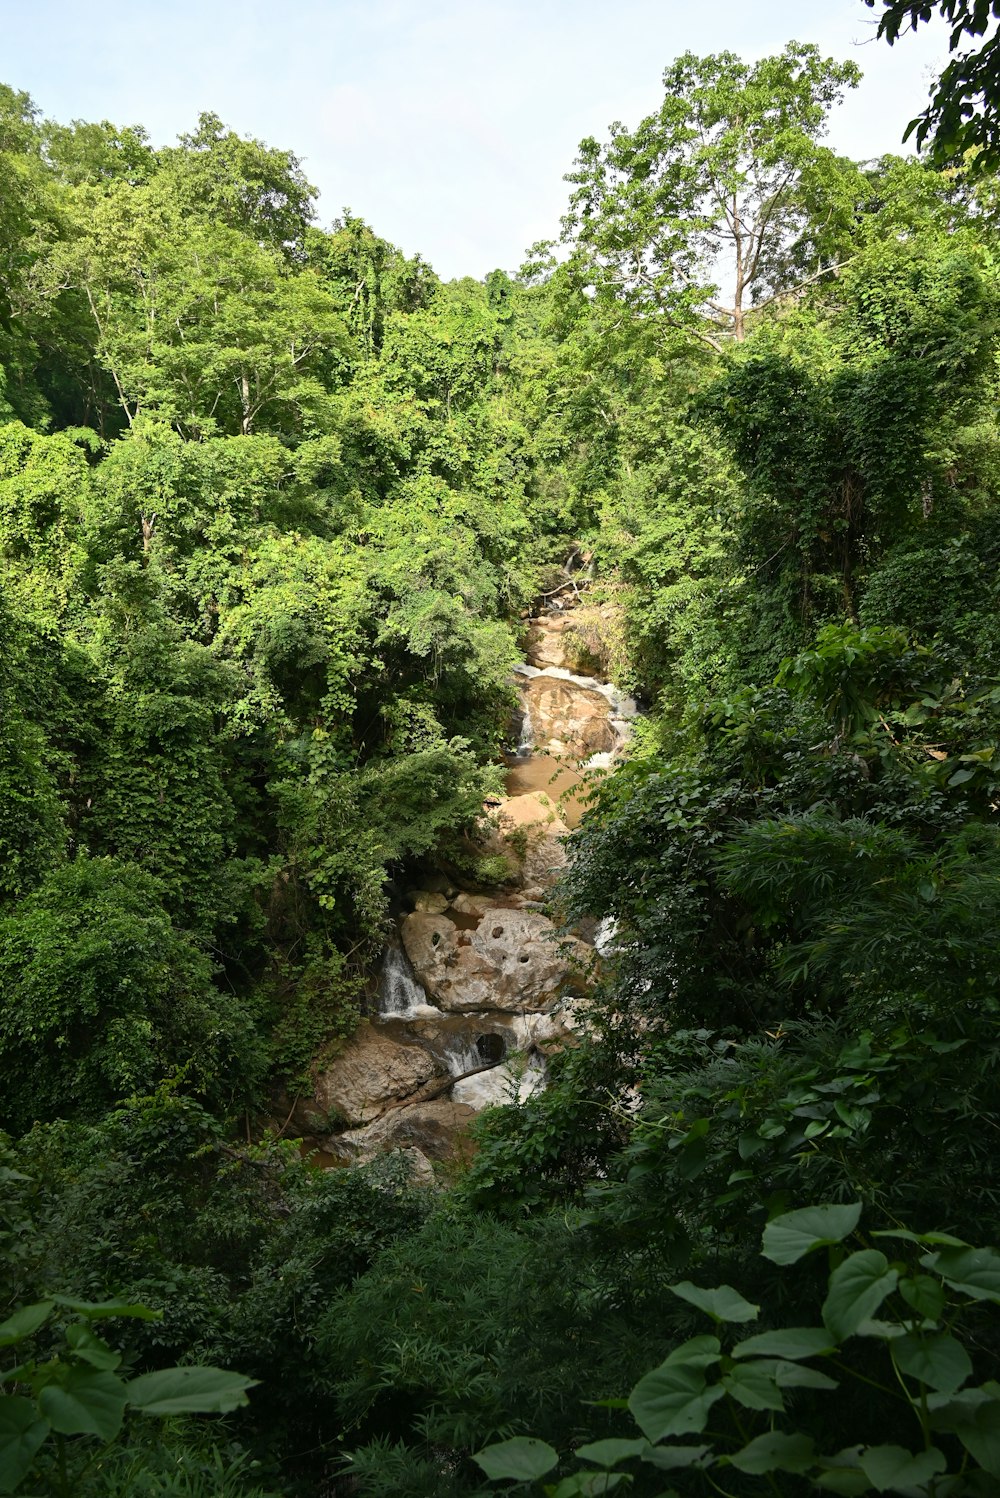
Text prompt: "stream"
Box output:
[[304, 586, 636, 1167]]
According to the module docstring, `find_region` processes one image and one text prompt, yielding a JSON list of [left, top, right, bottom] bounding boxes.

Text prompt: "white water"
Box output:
[[378, 941, 442, 1020]]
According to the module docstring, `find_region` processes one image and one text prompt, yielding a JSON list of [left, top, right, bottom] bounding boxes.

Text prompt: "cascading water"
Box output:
[[318, 571, 638, 1166], [378, 939, 440, 1020]]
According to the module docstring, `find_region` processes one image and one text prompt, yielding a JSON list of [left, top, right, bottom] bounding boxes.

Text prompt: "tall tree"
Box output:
[[560, 43, 860, 349]]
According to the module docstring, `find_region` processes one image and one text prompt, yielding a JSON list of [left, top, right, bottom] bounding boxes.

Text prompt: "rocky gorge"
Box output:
[[294, 577, 637, 1175]]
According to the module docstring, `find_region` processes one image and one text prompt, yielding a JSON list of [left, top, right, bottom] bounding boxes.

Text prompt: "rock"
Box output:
[[525, 603, 622, 678], [475, 791, 569, 891], [306, 1023, 440, 1127], [410, 890, 450, 913], [520, 674, 617, 760], [398, 1146, 437, 1187], [401, 906, 591, 1014], [450, 892, 493, 917], [336, 1099, 479, 1164]]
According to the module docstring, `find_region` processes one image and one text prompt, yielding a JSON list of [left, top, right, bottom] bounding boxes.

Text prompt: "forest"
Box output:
[[2, 5, 1000, 1495]]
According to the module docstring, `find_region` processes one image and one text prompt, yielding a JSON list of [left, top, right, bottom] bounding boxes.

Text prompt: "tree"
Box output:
[[560, 44, 860, 350], [865, 0, 1000, 166]]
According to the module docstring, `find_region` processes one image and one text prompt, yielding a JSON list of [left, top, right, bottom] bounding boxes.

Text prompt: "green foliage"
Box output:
[[0, 1296, 255, 1498], [476, 1207, 1000, 1495], [0, 859, 264, 1131]]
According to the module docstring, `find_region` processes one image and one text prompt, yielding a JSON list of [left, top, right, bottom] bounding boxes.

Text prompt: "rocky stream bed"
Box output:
[[293, 585, 636, 1178]]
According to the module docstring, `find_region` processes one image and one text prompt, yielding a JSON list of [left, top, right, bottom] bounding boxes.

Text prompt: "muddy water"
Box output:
[[502, 752, 593, 828]]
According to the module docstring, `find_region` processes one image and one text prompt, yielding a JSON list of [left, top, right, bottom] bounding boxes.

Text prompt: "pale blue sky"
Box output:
[[4, 0, 950, 279]]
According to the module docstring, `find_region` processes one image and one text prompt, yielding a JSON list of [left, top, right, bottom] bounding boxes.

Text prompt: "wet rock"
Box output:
[[335, 1099, 479, 1163], [520, 673, 617, 759], [401, 906, 590, 1014], [306, 1023, 440, 1127]]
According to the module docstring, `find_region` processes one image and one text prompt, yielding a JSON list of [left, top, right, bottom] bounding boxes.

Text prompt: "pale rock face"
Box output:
[[308, 1022, 440, 1126], [411, 890, 450, 913], [449, 892, 495, 917], [397, 1146, 437, 1186], [401, 906, 590, 1013], [476, 791, 569, 891], [520, 674, 617, 759], [334, 1099, 479, 1163]]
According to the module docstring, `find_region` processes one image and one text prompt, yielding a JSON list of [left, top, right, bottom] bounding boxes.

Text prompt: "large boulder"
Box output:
[[475, 790, 569, 890], [305, 1023, 440, 1127], [333, 1099, 479, 1164], [520, 673, 617, 759], [401, 906, 590, 1014]]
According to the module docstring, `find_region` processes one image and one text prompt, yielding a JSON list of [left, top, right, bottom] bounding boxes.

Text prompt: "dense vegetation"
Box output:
[[2, 21, 999, 1497]]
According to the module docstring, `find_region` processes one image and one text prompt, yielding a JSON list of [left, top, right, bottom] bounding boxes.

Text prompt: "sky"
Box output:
[[3, 0, 951, 280]]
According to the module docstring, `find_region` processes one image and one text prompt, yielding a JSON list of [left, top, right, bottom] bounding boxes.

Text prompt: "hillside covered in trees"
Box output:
[[2, 21, 1000, 1497]]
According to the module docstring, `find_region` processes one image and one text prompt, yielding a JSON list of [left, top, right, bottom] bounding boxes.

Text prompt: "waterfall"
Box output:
[[378, 939, 439, 1019]]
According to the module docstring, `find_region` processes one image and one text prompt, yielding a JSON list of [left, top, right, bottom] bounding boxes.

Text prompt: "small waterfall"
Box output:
[[516, 704, 535, 757], [378, 939, 440, 1019]]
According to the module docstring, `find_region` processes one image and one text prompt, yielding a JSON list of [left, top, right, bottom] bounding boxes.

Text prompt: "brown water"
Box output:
[[502, 753, 593, 828]]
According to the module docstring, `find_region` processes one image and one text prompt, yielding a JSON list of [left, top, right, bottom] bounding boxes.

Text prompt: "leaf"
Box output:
[[762, 1203, 862, 1265], [628, 1337, 723, 1442], [928, 1387, 1000, 1476], [576, 1438, 647, 1466], [732, 1326, 836, 1361], [640, 1444, 711, 1471], [891, 1331, 972, 1395], [0, 1303, 54, 1349], [898, 1275, 946, 1320], [0, 1397, 49, 1495], [822, 1252, 898, 1341], [722, 1361, 785, 1412], [65, 1323, 122, 1372], [38, 1366, 128, 1441], [754, 1358, 839, 1392], [52, 1296, 162, 1322], [472, 1437, 559, 1482], [551, 1475, 627, 1497], [126, 1366, 256, 1416], [729, 1431, 815, 1475], [923, 1245, 1000, 1304], [668, 1281, 759, 1324], [858, 1444, 946, 1492]]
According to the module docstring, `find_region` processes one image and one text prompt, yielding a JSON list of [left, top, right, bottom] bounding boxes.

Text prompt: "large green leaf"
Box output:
[[628, 1337, 723, 1442], [576, 1438, 647, 1467], [668, 1281, 758, 1324], [0, 1303, 53, 1349], [38, 1366, 127, 1441], [729, 1431, 815, 1475], [891, 1331, 971, 1395], [822, 1252, 898, 1341], [751, 1358, 838, 1392], [898, 1274, 945, 1320], [732, 1327, 835, 1361], [722, 1361, 784, 1412], [640, 1444, 711, 1471], [0, 1397, 49, 1495], [551, 1475, 627, 1497], [928, 1386, 1000, 1476], [65, 1323, 122, 1372], [472, 1437, 558, 1481], [762, 1203, 862, 1266], [858, 1444, 946, 1492], [53, 1296, 161, 1322], [923, 1246, 1000, 1305], [126, 1366, 256, 1416]]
